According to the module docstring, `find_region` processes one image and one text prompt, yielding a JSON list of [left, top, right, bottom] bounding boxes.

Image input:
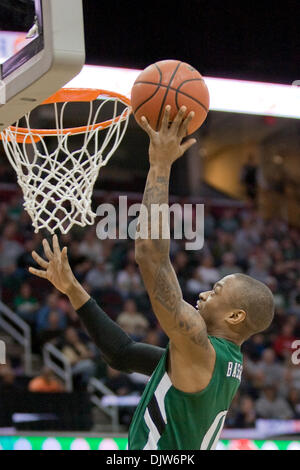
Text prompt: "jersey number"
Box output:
[[200, 410, 227, 450]]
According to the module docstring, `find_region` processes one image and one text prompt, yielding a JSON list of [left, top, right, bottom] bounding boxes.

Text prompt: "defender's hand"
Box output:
[[29, 234, 76, 295], [140, 105, 196, 168]]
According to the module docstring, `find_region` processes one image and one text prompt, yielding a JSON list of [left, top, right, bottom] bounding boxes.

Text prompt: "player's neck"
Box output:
[[207, 327, 243, 346]]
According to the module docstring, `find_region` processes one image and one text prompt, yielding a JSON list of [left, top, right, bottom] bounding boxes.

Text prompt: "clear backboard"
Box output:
[[0, 0, 85, 132]]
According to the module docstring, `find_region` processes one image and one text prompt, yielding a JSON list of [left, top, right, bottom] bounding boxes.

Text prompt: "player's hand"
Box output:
[[28, 234, 76, 295], [140, 105, 196, 168]]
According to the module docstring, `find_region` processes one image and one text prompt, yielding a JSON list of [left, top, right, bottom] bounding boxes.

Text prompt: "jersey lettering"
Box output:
[[226, 362, 243, 381], [226, 362, 233, 377]]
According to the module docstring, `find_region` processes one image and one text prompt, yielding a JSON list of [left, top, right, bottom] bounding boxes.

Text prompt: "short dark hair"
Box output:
[[231, 274, 275, 335]]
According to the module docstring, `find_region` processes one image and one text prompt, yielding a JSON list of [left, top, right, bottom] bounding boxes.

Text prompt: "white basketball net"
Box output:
[[1, 92, 131, 234]]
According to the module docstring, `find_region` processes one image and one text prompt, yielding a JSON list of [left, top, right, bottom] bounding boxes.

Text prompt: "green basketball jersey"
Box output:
[[128, 336, 243, 450]]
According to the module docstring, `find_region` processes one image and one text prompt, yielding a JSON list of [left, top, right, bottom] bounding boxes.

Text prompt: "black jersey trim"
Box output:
[[147, 394, 166, 437]]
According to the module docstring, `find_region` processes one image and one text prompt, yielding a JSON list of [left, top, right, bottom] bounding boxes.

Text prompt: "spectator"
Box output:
[[286, 388, 300, 418], [56, 294, 80, 327], [247, 254, 270, 283], [234, 219, 261, 261], [289, 279, 300, 307], [14, 282, 39, 324], [78, 229, 103, 263], [28, 367, 65, 392], [7, 195, 23, 221], [62, 327, 96, 385], [219, 252, 242, 278], [273, 324, 297, 361], [231, 395, 256, 428], [2, 220, 24, 244], [67, 240, 87, 269], [17, 210, 34, 238], [242, 365, 266, 399], [284, 357, 300, 392], [172, 251, 191, 292], [289, 293, 300, 317], [0, 226, 24, 271], [196, 255, 220, 287], [242, 334, 266, 361], [173, 251, 190, 279], [251, 348, 284, 387], [16, 237, 41, 276], [37, 311, 64, 349], [186, 268, 210, 296], [225, 391, 241, 428], [203, 205, 216, 238], [116, 263, 144, 298], [67, 240, 92, 282], [265, 277, 286, 310], [264, 238, 280, 258], [255, 385, 293, 419], [84, 261, 113, 291], [219, 209, 240, 234], [36, 292, 67, 333], [281, 238, 297, 262], [209, 230, 234, 264], [116, 299, 149, 341]]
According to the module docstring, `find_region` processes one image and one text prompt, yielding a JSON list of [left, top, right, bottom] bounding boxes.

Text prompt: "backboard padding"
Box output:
[[0, 0, 85, 132]]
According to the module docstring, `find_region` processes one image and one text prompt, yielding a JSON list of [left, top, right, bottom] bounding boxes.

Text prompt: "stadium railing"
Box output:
[[0, 300, 32, 374], [43, 343, 73, 392], [88, 377, 120, 432]]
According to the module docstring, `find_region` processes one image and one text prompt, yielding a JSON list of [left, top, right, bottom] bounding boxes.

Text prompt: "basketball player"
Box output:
[[29, 106, 274, 450]]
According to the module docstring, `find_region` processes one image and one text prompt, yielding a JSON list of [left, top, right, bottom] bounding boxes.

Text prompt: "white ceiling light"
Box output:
[[66, 65, 300, 120]]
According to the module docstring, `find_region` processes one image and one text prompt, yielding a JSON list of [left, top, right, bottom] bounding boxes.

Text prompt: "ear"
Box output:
[[225, 309, 246, 326]]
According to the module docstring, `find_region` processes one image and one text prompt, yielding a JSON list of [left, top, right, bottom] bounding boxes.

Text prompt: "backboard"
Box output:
[[0, 0, 85, 132]]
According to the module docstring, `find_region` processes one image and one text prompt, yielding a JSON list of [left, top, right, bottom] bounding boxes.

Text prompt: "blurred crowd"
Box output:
[[0, 191, 300, 428]]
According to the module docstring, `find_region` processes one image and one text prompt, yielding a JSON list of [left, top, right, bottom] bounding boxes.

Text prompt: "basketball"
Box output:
[[131, 59, 210, 135]]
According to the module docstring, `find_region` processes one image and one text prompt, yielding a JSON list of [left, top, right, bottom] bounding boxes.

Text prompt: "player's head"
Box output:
[[197, 273, 274, 343]]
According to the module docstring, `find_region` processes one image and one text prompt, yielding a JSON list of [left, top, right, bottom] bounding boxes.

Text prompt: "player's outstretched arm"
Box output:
[[136, 107, 215, 362], [29, 235, 164, 375]]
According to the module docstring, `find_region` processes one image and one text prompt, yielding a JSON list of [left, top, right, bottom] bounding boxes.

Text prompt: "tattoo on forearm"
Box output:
[[142, 177, 169, 211], [139, 173, 170, 249], [153, 264, 181, 314], [153, 263, 208, 348]]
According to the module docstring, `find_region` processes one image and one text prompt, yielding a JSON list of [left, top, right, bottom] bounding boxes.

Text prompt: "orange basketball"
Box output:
[[131, 59, 210, 135]]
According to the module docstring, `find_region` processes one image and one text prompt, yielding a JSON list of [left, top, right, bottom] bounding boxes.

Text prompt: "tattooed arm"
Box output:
[[136, 106, 215, 391]]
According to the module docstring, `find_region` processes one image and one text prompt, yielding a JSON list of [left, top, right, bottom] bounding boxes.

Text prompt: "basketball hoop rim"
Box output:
[[0, 88, 132, 143]]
